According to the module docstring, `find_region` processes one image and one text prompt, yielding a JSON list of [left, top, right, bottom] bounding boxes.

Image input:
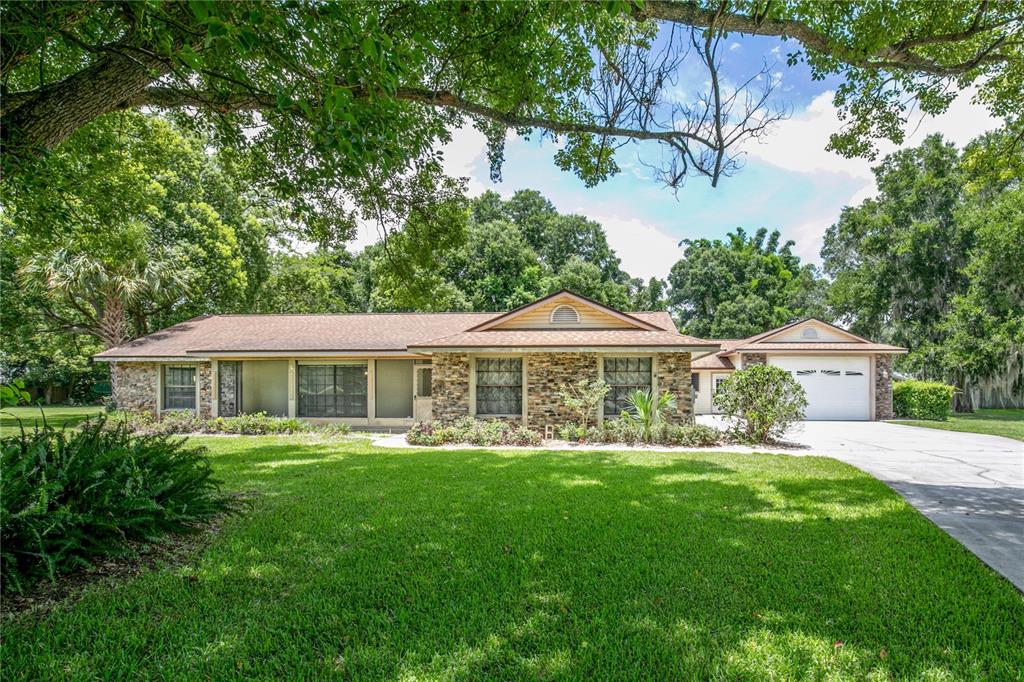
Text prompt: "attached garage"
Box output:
[[769, 355, 871, 420], [691, 319, 906, 420]]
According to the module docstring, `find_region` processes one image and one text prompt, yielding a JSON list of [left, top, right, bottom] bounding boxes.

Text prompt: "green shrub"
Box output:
[[0, 418, 233, 593], [406, 418, 541, 447], [101, 411, 350, 436], [655, 422, 723, 447], [893, 380, 955, 420], [557, 422, 586, 442], [713, 364, 807, 443]]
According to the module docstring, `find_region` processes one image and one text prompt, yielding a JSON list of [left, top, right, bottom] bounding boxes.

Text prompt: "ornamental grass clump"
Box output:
[[0, 417, 233, 593]]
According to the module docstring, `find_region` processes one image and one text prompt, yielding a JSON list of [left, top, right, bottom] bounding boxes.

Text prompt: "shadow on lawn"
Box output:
[[10, 439, 1024, 680]]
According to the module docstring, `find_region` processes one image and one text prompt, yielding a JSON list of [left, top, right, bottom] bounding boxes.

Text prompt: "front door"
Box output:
[[414, 365, 433, 422], [711, 373, 730, 414]]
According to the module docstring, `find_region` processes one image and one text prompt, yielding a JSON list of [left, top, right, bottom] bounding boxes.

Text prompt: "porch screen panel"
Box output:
[[476, 358, 522, 416], [603, 357, 652, 416], [298, 364, 367, 417], [163, 366, 196, 410]]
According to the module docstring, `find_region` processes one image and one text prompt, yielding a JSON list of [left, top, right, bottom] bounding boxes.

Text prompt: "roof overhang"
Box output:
[[189, 349, 424, 358], [408, 344, 721, 354], [730, 347, 907, 354]]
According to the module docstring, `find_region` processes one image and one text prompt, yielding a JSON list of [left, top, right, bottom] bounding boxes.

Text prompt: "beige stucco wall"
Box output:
[[242, 360, 289, 416]]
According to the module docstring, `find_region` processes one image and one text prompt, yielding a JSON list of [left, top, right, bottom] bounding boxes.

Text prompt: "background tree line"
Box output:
[[2, 112, 1020, 410]]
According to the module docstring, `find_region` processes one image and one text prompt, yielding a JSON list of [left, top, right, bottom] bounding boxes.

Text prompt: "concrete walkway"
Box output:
[[376, 420, 1024, 590], [703, 417, 1024, 591]]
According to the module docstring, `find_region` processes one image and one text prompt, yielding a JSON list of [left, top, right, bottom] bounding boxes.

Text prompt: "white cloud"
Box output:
[[729, 42, 742, 51], [746, 87, 1000, 186], [746, 87, 1000, 264], [578, 212, 681, 281]]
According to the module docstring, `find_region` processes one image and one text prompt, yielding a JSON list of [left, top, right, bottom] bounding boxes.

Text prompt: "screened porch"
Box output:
[[211, 358, 433, 425]]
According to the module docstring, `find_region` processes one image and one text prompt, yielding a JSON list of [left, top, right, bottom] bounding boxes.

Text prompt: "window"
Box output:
[[801, 327, 820, 340], [713, 375, 729, 393], [550, 304, 580, 324], [475, 358, 522, 416], [603, 357, 652, 416], [163, 366, 196, 410], [298, 364, 367, 417], [691, 373, 700, 392], [417, 367, 432, 397]]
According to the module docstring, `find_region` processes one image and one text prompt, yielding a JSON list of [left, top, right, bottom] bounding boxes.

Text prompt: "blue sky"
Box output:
[[352, 31, 999, 280]]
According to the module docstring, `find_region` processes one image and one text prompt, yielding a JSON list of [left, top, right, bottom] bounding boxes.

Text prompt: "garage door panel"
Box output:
[[769, 356, 870, 421]]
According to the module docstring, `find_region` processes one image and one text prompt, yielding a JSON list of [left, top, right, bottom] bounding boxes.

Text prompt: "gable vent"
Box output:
[[550, 304, 580, 324], [801, 327, 820, 340]]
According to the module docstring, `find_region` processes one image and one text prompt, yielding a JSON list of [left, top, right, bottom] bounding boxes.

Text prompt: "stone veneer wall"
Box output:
[[526, 353, 599, 431], [111, 362, 159, 414], [110, 361, 213, 417], [198, 362, 213, 418], [740, 353, 767, 368], [874, 354, 894, 420], [655, 352, 693, 423], [431, 353, 470, 422], [217, 361, 240, 417]]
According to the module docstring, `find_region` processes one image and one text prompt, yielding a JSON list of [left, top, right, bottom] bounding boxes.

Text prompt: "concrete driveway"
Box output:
[[700, 417, 1024, 591]]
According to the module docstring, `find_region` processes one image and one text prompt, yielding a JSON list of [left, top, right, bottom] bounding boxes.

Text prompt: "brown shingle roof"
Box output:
[[93, 310, 697, 358], [409, 328, 715, 350], [691, 339, 742, 370]]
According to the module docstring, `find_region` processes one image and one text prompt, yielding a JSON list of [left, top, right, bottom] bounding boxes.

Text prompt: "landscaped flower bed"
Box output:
[[406, 417, 541, 447], [100, 410, 351, 437], [556, 419, 723, 447]]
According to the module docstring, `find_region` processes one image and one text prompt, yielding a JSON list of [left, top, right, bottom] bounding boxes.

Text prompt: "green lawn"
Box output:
[[4, 437, 1022, 680], [0, 405, 104, 436], [892, 408, 1024, 442]]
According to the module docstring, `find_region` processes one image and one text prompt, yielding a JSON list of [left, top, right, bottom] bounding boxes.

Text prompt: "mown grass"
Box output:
[[893, 408, 1024, 442], [4, 437, 1022, 680], [0, 405, 103, 436]]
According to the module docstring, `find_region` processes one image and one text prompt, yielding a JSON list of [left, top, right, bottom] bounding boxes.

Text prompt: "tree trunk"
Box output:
[[1, 49, 170, 166], [98, 294, 129, 349]]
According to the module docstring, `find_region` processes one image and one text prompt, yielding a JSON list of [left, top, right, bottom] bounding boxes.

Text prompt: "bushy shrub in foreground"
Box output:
[[407, 417, 541, 447], [102, 410, 350, 436], [714, 364, 807, 443], [893, 380, 955, 420], [0, 419, 233, 593]]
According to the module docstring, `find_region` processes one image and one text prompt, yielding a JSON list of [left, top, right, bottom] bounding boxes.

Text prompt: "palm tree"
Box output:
[[22, 248, 188, 348], [622, 389, 677, 443]]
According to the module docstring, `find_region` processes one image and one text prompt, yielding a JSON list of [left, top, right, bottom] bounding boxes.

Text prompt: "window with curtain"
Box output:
[[297, 364, 367, 417], [475, 357, 522, 416], [163, 366, 196, 410], [603, 357, 652, 416]]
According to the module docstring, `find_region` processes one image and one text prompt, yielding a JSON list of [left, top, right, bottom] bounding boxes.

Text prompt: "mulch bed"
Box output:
[[1, 492, 253, 620]]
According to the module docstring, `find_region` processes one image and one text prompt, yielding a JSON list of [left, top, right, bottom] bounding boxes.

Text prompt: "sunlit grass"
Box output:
[[893, 408, 1024, 441], [4, 437, 1022, 680], [0, 405, 103, 436]]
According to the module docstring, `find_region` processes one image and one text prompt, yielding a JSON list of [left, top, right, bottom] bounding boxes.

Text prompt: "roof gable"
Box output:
[[469, 290, 660, 332], [749, 318, 875, 345]]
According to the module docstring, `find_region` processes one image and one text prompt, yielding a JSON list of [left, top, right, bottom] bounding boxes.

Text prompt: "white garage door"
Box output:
[[769, 356, 871, 420]]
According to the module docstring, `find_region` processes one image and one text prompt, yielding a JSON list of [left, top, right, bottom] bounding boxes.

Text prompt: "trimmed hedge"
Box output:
[[892, 380, 955, 421]]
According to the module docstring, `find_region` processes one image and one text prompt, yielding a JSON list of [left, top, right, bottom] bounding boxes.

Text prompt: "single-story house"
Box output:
[[691, 318, 907, 420], [94, 291, 905, 429]]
